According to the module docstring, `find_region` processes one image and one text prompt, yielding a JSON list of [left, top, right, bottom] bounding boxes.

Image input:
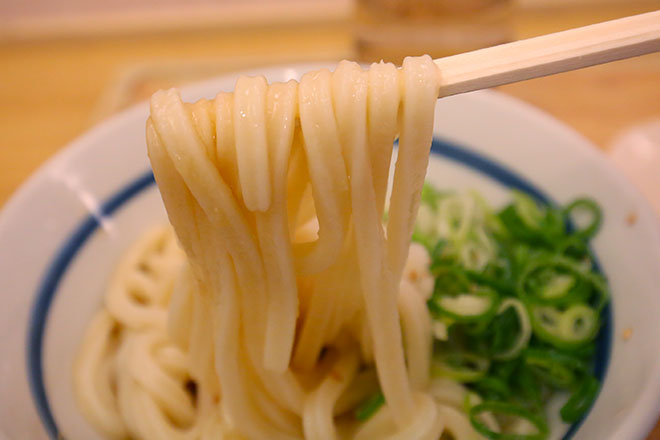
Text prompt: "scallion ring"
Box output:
[[432, 289, 499, 323], [517, 256, 597, 306], [513, 191, 544, 230], [560, 375, 600, 423], [564, 198, 602, 240], [529, 303, 599, 349], [523, 348, 588, 388], [432, 351, 490, 383], [558, 304, 599, 344], [492, 298, 532, 360], [539, 273, 575, 299], [469, 401, 549, 440]]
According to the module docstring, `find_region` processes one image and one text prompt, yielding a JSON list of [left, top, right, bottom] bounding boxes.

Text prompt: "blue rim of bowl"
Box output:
[[26, 137, 612, 439]]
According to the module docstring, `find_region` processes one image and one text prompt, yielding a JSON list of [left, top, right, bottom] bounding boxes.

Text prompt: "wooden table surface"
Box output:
[[0, 2, 659, 439]]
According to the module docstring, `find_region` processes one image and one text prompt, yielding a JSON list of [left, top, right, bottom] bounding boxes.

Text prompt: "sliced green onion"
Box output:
[[433, 290, 499, 323], [437, 195, 472, 243], [469, 401, 549, 440], [529, 305, 561, 344], [517, 256, 597, 306], [564, 198, 602, 240], [473, 376, 511, 401], [563, 341, 596, 359], [460, 240, 494, 271], [420, 187, 608, 434], [498, 205, 540, 244], [491, 359, 519, 382], [429, 264, 472, 295], [486, 307, 521, 356], [430, 239, 449, 262], [586, 272, 610, 313], [560, 375, 600, 423], [515, 366, 543, 409], [432, 351, 491, 383], [539, 208, 566, 245], [559, 304, 599, 344], [539, 273, 575, 299], [513, 191, 544, 230], [525, 348, 588, 372], [529, 303, 599, 349], [498, 192, 570, 247], [492, 299, 532, 360], [471, 190, 499, 229], [523, 348, 587, 388], [557, 236, 590, 260], [354, 392, 384, 421], [465, 269, 516, 296]]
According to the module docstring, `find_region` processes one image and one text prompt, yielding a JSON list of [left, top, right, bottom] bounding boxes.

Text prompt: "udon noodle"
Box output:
[[75, 56, 488, 439]]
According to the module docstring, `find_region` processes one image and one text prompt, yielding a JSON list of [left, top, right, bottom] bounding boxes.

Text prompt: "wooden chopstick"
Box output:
[[434, 10, 660, 97]]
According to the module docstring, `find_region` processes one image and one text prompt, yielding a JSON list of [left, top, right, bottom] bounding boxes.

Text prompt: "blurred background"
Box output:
[[0, 0, 659, 214]]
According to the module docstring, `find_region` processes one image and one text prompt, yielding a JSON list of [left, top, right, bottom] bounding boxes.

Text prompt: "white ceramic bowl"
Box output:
[[1, 63, 659, 440]]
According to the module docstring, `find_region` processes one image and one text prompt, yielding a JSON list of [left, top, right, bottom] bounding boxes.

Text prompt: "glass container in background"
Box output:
[[355, 0, 514, 64]]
